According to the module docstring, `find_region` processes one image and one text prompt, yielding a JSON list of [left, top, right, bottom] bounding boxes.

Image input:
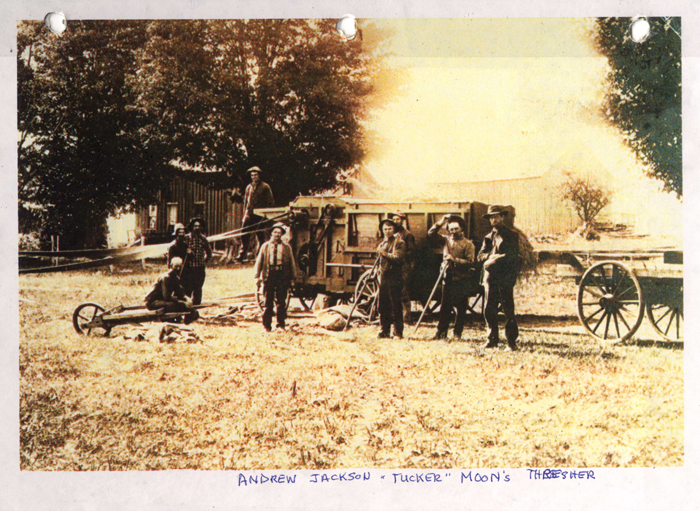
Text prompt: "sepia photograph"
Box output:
[[17, 15, 684, 477]]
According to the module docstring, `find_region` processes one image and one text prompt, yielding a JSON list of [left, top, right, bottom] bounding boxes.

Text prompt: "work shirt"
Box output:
[[395, 226, 416, 262], [477, 225, 520, 287], [254, 240, 298, 282], [185, 233, 212, 268], [243, 181, 275, 216], [144, 270, 187, 304], [167, 239, 188, 265], [428, 224, 475, 281], [377, 235, 406, 278]]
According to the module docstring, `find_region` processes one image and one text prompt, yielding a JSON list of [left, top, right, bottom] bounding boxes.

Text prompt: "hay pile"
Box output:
[[121, 323, 202, 344]]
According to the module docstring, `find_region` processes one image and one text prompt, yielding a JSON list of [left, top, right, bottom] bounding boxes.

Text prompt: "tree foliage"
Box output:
[[558, 171, 612, 226], [594, 17, 682, 197], [18, 20, 379, 248]]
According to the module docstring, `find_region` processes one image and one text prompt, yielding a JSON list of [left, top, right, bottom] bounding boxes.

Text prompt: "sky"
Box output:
[[358, 18, 682, 238]]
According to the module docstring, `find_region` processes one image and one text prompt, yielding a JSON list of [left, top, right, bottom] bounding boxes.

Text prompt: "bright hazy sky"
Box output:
[[360, 18, 681, 237]]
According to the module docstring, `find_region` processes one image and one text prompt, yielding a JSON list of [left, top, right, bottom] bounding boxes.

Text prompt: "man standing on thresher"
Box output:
[[428, 215, 475, 340], [477, 205, 520, 351], [184, 217, 212, 306], [236, 166, 275, 262], [254, 222, 298, 332], [389, 211, 416, 324], [144, 257, 199, 324], [376, 218, 407, 339]]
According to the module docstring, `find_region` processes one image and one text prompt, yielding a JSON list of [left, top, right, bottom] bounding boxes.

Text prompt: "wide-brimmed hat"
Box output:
[[379, 218, 398, 231], [389, 211, 407, 221], [247, 166, 262, 174], [482, 205, 509, 219], [270, 222, 288, 233], [172, 223, 186, 235], [187, 217, 208, 232], [445, 215, 466, 231]]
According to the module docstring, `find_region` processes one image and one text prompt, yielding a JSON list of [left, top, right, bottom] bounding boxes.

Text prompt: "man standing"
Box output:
[[389, 211, 416, 324], [477, 205, 520, 350], [428, 215, 475, 340], [144, 257, 199, 324], [185, 217, 212, 306], [376, 218, 407, 339], [255, 223, 298, 332], [167, 222, 191, 295], [236, 166, 275, 262]]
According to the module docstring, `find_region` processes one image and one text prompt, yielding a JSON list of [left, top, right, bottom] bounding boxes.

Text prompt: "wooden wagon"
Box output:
[[539, 249, 684, 342], [255, 196, 515, 320]]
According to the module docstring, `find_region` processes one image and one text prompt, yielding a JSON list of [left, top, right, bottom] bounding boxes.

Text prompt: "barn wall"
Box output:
[[136, 176, 239, 242], [432, 176, 578, 235]]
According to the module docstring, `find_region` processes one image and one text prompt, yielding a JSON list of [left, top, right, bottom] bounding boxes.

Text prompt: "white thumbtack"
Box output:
[[630, 17, 651, 43], [336, 15, 357, 41], [44, 12, 67, 35]]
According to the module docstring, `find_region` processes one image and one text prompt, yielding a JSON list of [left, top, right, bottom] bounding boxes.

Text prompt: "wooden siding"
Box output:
[[136, 176, 241, 245]]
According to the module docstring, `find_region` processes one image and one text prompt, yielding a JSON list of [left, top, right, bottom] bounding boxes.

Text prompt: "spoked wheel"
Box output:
[[577, 261, 644, 344], [255, 282, 291, 313], [72, 303, 111, 336], [353, 269, 380, 323], [645, 286, 683, 341]]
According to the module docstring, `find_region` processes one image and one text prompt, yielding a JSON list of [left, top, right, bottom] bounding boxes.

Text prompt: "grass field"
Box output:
[[19, 265, 683, 470]]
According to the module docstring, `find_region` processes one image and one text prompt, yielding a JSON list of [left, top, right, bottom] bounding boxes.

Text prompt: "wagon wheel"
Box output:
[[577, 261, 644, 343], [645, 292, 683, 342], [72, 302, 111, 336], [353, 269, 380, 322], [255, 282, 291, 313]]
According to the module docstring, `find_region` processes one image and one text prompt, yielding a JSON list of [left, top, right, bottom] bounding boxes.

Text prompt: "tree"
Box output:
[[559, 171, 612, 228], [131, 20, 378, 206], [18, 20, 380, 248], [18, 21, 172, 248], [594, 17, 682, 197]]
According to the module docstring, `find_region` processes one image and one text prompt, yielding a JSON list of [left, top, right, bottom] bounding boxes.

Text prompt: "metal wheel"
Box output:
[[577, 261, 644, 343], [255, 282, 291, 313], [645, 286, 683, 341], [72, 303, 111, 336], [354, 269, 379, 322]]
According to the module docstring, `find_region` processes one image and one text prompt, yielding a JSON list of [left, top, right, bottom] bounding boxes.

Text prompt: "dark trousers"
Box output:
[[484, 281, 518, 344], [146, 300, 199, 324], [263, 271, 289, 329], [379, 274, 404, 337], [184, 266, 206, 305], [238, 214, 267, 259], [436, 277, 470, 337]]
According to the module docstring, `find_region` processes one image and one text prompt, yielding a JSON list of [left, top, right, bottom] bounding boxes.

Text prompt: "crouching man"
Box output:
[[144, 257, 199, 324], [254, 222, 298, 332]]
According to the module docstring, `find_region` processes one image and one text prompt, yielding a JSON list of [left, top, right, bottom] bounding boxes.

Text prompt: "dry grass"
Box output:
[[19, 265, 683, 470]]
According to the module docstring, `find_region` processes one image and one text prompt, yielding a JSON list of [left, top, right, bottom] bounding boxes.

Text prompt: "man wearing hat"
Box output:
[[254, 222, 298, 331], [185, 217, 212, 305], [376, 218, 407, 339], [477, 205, 520, 350], [168, 222, 191, 293], [144, 257, 199, 324], [428, 214, 476, 340], [236, 166, 275, 262], [389, 211, 416, 324]]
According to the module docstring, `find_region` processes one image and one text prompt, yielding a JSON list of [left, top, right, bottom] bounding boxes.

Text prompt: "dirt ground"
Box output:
[[19, 265, 683, 470]]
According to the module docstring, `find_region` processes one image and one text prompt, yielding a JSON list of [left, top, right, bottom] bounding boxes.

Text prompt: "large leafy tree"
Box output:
[[18, 21, 171, 248], [132, 20, 377, 205], [594, 17, 682, 197], [18, 19, 379, 248]]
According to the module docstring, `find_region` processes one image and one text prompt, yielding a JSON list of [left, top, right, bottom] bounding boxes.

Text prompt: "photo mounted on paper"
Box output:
[[17, 18, 682, 470]]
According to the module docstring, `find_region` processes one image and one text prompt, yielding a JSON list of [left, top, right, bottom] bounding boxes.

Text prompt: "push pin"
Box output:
[[629, 17, 650, 43], [336, 15, 357, 41], [44, 12, 67, 36]]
